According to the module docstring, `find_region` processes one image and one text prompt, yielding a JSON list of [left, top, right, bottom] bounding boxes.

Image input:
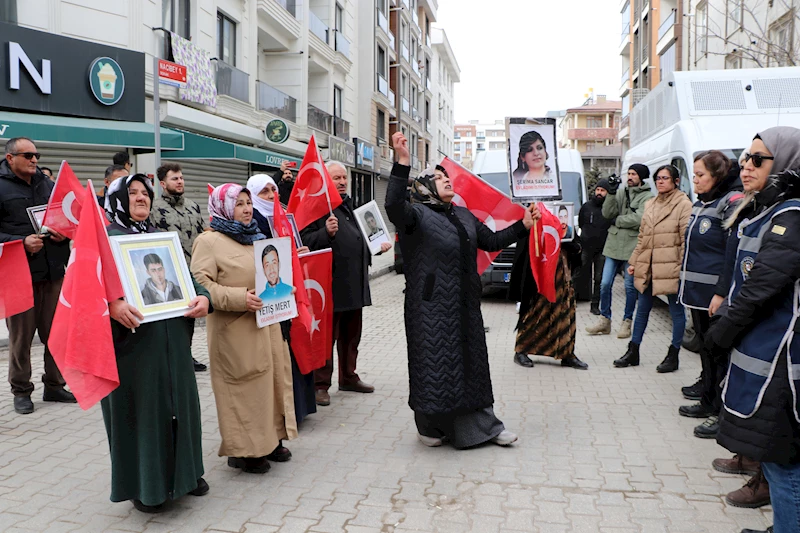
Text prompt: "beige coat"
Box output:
[[191, 231, 297, 458], [629, 188, 692, 296]]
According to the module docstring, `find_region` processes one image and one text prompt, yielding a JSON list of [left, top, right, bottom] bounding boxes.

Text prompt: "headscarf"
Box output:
[[410, 165, 447, 208], [758, 126, 800, 175], [104, 173, 154, 233], [246, 174, 277, 217], [208, 183, 265, 245]]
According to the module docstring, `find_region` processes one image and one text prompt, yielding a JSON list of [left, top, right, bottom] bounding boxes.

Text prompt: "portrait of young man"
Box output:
[[258, 244, 293, 301], [140, 252, 183, 305]]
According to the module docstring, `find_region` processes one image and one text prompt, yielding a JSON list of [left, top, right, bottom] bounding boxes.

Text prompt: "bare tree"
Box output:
[[700, 0, 799, 67]]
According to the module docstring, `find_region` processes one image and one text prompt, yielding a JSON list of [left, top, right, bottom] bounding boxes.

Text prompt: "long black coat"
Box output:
[[301, 196, 371, 312], [386, 163, 527, 416]]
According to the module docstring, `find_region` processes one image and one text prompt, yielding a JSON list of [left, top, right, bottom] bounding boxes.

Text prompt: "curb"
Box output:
[[369, 264, 396, 281]]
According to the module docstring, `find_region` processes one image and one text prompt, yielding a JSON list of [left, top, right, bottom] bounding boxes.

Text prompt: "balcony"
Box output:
[[658, 9, 676, 41], [256, 81, 297, 123], [400, 0, 408, 8], [335, 31, 351, 58], [214, 60, 249, 103], [377, 73, 389, 97], [388, 88, 395, 107], [620, 68, 631, 96], [621, 23, 630, 45], [389, 31, 395, 50], [411, 8, 419, 28], [401, 97, 410, 114], [632, 88, 650, 106], [426, 119, 431, 132], [401, 42, 409, 62], [426, 33, 431, 48], [567, 128, 619, 141], [621, 114, 630, 130], [333, 116, 350, 140], [309, 10, 328, 44], [308, 104, 332, 133], [412, 59, 420, 76], [275, 0, 296, 16], [642, 44, 649, 65], [377, 8, 389, 35]]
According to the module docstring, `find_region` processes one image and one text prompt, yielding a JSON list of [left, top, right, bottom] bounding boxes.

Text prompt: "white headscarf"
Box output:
[[246, 174, 278, 217]]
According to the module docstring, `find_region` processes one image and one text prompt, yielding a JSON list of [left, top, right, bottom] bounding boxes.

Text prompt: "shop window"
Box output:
[[351, 172, 374, 209], [0, 0, 17, 24]]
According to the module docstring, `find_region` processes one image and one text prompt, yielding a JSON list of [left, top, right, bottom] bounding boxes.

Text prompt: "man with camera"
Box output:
[[586, 165, 653, 338]]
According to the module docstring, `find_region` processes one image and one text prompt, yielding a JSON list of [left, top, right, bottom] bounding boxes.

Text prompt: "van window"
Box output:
[[671, 158, 692, 196], [478, 172, 511, 195], [560, 172, 583, 207]]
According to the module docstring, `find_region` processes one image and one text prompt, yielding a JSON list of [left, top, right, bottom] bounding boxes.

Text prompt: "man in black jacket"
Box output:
[[578, 179, 612, 315], [274, 161, 295, 204], [1, 138, 75, 414], [300, 161, 391, 407]]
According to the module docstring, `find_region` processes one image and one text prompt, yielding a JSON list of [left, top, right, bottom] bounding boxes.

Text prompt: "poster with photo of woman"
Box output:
[[507, 120, 561, 202]]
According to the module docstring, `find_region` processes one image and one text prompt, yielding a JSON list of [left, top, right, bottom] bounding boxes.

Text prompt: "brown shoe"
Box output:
[[315, 389, 330, 406], [339, 381, 375, 393], [725, 471, 770, 508], [712, 455, 760, 476]]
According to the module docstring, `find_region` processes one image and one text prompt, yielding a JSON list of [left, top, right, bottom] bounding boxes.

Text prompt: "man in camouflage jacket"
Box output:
[[150, 162, 208, 372]]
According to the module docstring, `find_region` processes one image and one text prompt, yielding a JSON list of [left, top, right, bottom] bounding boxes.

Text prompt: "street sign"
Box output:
[[157, 59, 187, 88]]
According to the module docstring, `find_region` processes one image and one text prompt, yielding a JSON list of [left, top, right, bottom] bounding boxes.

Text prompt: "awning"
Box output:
[[0, 111, 184, 150], [162, 130, 302, 167]]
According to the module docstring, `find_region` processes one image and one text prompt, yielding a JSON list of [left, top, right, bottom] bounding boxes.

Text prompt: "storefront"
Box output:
[[353, 138, 384, 219]]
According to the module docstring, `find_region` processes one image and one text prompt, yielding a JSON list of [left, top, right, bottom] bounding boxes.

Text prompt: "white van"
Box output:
[[623, 67, 800, 200]]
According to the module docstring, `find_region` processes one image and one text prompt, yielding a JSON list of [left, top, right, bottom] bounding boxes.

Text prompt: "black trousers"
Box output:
[[580, 247, 605, 305], [692, 308, 725, 412]]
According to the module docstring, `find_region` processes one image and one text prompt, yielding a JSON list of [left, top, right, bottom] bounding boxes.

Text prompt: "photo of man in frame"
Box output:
[[258, 244, 293, 301], [363, 210, 385, 242], [140, 252, 184, 306]]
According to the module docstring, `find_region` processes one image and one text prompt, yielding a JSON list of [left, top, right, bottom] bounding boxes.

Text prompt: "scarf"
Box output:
[[246, 174, 277, 217], [104, 174, 154, 233], [208, 183, 265, 245], [410, 166, 446, 207]]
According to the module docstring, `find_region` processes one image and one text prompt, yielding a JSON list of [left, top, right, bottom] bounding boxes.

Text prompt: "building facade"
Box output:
[[560, 97, 622, 175], [452, 120, 506, 170]]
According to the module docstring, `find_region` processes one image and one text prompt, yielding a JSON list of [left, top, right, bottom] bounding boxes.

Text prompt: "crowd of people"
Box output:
[[2, 127, 800, 532]]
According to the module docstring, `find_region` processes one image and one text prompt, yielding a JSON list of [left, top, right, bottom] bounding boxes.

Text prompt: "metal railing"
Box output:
[[308, 104, 332, 132], [275, 0, 296, 16], [633, 56, 640, 72], [621, 68, 630, 86], [377, 73, 389, 97], [335, 31, 351, 58], [632, 88, 650, 106], [621, 23, 630, 45], [621, 115, 630, 130], [256, 81, 297, 123], [333, 116, 350, 140], [214, 60, 249, 103], [658, 9, 676, 41], [377, 8, 389, 35], [401, 42, 409, 61], [401, 97, 410, 114], [388, 88, 395, 107], [308, 10, 328, 43], [642, 44, 649, 64], [411, 8, 419, 28]]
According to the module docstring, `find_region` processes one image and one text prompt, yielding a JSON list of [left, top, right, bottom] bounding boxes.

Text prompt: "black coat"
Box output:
[[301, 197, 371, 312], [710, 180, 800, 464], [386, 163, 527, 416], [0, 160, 70, 282], [578, 197, 611, 252]]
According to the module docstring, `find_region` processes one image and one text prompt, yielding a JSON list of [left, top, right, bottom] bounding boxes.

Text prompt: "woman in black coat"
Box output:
[[385, 132, 534, 449]]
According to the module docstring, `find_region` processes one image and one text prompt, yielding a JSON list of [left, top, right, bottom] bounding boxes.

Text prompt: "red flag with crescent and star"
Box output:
[[291, 249, 333, 374], [43, 160, 107, 239], [287, 135, 343, 231], [48, 181, 124, 410], [529, 202, 562, 303], [0, 240, 33, 320], [439, 157, 526, 275]]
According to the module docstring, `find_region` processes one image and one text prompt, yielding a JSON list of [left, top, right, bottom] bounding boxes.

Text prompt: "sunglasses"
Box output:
[[743, 153, 775, 168], [11, 152, 41, 160]]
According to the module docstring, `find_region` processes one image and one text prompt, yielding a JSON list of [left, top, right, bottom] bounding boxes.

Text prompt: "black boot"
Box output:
[[613, 342, 640, 368], [514, 352, 534, 368], [590, 302, 600, 315], [657, 345, 680, 373]]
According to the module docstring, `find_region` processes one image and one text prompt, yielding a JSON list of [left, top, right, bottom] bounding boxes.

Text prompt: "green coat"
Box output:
[[101, 225, 212, 506], [601, 183, 654, 262]]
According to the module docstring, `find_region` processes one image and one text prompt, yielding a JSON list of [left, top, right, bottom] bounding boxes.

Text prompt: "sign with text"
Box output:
[[157, 59, 187, 89], [0, 21, 145, 121], [254, 237, 298, 328], [329, 136, 356, 167], [354, 138, 378, 172]]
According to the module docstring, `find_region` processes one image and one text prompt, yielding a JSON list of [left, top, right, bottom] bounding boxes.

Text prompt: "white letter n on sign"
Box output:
[[9, 42, 52, 94]]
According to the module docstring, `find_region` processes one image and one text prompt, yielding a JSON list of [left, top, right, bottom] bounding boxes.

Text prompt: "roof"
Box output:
[[566, 101, 623, 114]]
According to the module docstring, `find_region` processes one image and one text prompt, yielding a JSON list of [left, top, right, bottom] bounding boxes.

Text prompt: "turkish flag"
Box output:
[[291, 249, 333, 374], [287, 135, 343, 230], [0, 241, 33, 320], [439, 157, 526, 274], [48, 181, 124, 410], [274, 192, 312, 331], [529, 202, 562, 303], [43, 160, 107, 239]]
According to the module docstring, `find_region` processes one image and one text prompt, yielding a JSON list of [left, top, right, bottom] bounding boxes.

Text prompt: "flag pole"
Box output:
[[533, 223, 540, 258]]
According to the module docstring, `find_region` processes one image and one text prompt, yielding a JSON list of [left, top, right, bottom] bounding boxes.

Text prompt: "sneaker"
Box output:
[[681, 377, 703, 400], [678, 403, 714, 418], [694, 415, 719, 439], [585, 317, 611, 335], [712, 455, 760, 476], [417, 434, 443, 447], [617, 319, 633, 339], [491, 430, 518, 446]]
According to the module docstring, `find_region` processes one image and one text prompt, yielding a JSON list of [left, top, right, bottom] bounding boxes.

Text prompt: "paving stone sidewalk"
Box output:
[[0, 274, 773, 532]]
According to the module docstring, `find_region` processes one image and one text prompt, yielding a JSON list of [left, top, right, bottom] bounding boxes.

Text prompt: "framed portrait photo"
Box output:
[[266, 213, 303, 249], [507, 118, 562, 203], [26, 205, 48, 235], [109, 232, 197, 324], [353, 200, 391, 255], [543, 202, 575, 243], [254, 237, 298, 328]]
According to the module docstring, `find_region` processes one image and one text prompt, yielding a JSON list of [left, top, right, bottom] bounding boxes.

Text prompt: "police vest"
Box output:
[[722, 198, 800, 422], [678, 191, 741, 310]]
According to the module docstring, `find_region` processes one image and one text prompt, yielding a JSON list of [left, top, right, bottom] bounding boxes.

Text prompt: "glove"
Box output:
[[607, 175, 621, 195]]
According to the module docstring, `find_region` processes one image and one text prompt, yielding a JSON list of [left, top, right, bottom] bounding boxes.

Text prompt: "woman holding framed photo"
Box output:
[[102, 174, 212, 513], [191, 183, 297, 475]]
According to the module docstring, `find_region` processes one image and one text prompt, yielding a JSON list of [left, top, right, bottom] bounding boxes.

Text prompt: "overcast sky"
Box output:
[[437, 0, 622, 123]]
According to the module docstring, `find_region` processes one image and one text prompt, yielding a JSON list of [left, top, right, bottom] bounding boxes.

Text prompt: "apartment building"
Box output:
[[432, 27, 460, 162], [560, 97, 623, 175], [453, 120, 506, 170]]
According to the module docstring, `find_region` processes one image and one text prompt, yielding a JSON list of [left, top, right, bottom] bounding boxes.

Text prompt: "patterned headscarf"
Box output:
[[104, 174, 154, 233], [246, 174, 277, 217], [208, 183, 265, 245], [410, 165, 448, 207]]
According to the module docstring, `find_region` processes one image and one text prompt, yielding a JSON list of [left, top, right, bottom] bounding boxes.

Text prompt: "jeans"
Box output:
[[761, 461, 800, 533], [631, 284, 686, 348], [599, 257, 637, 321]]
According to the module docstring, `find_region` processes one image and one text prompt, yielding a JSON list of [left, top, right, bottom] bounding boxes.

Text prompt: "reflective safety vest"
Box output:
[[722, 198, 800, 422], [679, 191, 742, 310]]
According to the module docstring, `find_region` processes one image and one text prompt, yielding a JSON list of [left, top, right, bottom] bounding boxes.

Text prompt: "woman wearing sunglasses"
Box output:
[[614, 165, 692, 372], [705, 126, 800, 533]]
